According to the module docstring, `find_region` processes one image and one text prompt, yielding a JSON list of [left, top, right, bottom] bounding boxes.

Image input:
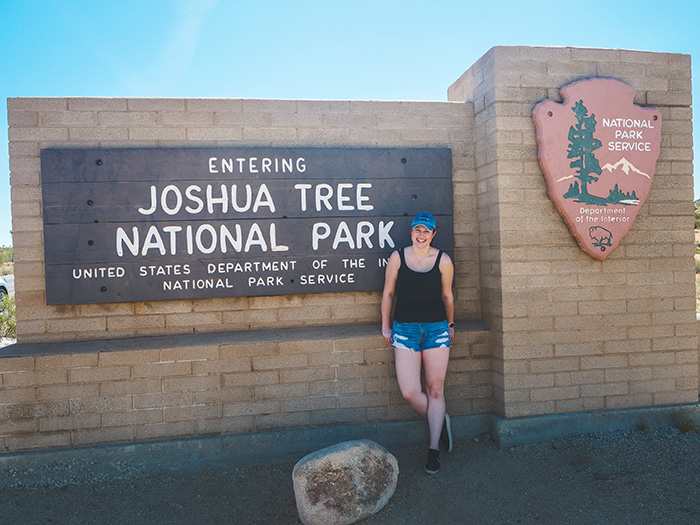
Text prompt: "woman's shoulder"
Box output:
[[438, 249, 453, 265], [386, 249, 402, 266]]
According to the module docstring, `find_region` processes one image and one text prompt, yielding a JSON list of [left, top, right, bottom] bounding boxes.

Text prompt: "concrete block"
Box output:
[[5, 400, 69, 419], [69, 126, 129, 141], [100, 379, 162, 396], [277, 306, 331, 323], [252, 354, 308, 371], [45, 317, 107, 334], [192, 358, 251, 375], [133, 421, 195, 441], [310, 379, 364, 397], [605, 393, 653, 410], [132, 361, 192, 379], [255, 382, 309, 400], [164, 404, 223, 422], [36, 383, 100, 401], [186, 127, 243, 141], [502, 373, 555, 390], [308, 350, 364, 367], [106, 315, 166, 332], [162, 375, 221, 393], [8, 111, 38, 127], [9, 127, 69, 141], [161, 346, 220, 362], [186, 99, 243, 112], [35, 353, 99, 370], [165, 312, 223, 328], [9, 98, 68, 111], [39, 413, 102, 432], [529, 358, 580, 374], [69, 395, 132, 414], [256, 411, 312, 431], [2, 369, 67, 388], [102, 409, 163, 427], [224, 399, 280, 417], [280, 368, 336, 384], [530, 386, 580, 402], [7, 431, 72, 452], [197, 386, 253, 404], [130, 127, 186, 141], [0, 357, 36, 372]]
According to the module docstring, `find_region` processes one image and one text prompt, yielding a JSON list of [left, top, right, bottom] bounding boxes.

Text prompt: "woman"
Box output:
[[381, 211, 455, 475]]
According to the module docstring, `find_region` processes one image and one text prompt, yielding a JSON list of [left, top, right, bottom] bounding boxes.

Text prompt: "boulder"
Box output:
[[292, 439, 399, 525]]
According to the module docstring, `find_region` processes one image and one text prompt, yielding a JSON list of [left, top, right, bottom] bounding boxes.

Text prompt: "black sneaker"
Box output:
[[440, 413, 453, 453], [424, 448, 440, 475]]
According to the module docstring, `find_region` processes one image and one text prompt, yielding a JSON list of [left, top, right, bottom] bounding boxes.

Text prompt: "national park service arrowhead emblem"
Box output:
[[532, 78, 662, 261]]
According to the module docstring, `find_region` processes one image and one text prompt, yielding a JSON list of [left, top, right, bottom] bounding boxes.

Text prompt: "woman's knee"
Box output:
[[401, 387, 423, 403], [426, 380, 444, 400]]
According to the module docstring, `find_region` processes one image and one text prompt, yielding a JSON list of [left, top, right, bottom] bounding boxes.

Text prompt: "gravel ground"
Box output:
[[2, 427, 700, 524]]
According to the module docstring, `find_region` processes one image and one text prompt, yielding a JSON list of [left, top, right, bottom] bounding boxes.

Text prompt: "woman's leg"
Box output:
[[394, 347, 428, 418], [422, 347, 450, 450]]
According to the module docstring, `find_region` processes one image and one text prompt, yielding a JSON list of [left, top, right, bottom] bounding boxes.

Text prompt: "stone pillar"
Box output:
[[449, 46, 697, 418]]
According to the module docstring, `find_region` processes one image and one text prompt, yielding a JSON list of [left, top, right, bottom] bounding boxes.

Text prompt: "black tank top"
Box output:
[[393, 248, 447, 323]]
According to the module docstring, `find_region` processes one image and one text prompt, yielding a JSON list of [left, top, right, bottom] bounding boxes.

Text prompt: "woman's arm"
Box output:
[[439, 252, 455, 340], [381, 251, 401, 346]]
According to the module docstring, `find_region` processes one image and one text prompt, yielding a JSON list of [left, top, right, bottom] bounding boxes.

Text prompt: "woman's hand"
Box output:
[[382, 327, 392, 347], [449, 326, 455, 343]]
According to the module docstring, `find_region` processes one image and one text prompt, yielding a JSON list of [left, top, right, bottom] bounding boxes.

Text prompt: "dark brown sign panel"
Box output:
[[41, 147, 453, 305]]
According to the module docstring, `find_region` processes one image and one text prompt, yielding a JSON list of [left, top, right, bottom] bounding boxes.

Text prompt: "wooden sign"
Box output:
[[532, 78, 661, 260], [41, 147, 453, 305]]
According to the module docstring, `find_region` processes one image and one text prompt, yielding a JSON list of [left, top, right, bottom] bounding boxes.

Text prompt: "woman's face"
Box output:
[[411, 225, 436, 248]]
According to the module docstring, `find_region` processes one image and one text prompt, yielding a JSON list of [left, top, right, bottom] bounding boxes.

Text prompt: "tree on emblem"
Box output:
[[567, 100, 602, 203]]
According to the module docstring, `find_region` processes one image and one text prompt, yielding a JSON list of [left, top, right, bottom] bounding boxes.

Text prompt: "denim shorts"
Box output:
[[391, 321, 451, 352]]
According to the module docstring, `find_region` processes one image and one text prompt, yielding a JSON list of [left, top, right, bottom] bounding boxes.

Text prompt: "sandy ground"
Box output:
[[2, 427, 700, 524]]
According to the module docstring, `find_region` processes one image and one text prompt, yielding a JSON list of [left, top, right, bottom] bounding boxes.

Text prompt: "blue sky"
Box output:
[[2, 0, 698, 249]]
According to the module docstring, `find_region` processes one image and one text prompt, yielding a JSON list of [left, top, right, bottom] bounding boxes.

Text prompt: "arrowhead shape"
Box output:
[[533, 78, 662, 261]]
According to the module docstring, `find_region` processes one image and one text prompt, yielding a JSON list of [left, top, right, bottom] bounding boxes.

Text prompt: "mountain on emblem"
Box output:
[[601, 157, 650, 179], [532, 78, 662, 261]]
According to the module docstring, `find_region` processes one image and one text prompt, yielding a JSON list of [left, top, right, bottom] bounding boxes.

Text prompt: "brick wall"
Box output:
[[8, 98, 478, 342], [449, 46, 697, 418], [4, 97, 489, 453], [0, 325, 491, 453], [3, 45, 697, 454]]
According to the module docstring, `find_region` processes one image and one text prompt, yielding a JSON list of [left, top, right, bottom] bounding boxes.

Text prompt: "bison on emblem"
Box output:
[[589, 226, 613, 251]]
